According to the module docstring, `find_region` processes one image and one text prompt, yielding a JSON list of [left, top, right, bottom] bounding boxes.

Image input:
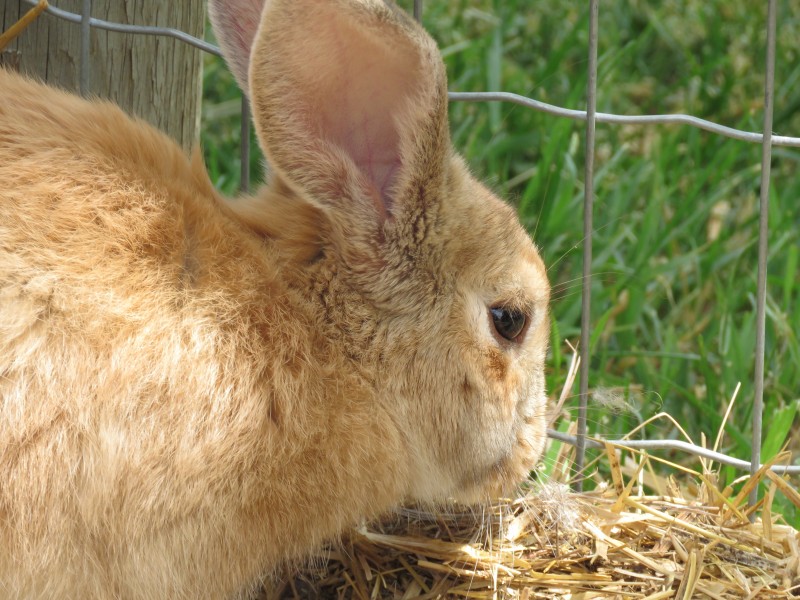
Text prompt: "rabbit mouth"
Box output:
[[469, 415, 545, 503], [451, 433, 535, 504], [450, 455, 524, 505]]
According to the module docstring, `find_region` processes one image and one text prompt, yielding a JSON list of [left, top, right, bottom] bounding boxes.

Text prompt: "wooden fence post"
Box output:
[[1, 0, 204, 151]]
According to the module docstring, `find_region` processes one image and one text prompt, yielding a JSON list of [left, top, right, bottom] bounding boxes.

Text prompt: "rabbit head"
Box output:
[[0, 0, 551, 596], [210, 0, 551, 504]]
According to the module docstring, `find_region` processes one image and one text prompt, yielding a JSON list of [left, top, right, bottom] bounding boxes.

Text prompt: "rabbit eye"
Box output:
[[489, 306, 528, 343]]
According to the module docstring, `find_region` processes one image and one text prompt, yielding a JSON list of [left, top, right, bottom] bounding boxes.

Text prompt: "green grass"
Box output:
[[201, 1, 800, 523]]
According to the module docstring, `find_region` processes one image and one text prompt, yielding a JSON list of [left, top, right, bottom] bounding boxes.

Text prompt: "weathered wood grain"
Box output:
[[1, 0, 204, 150]]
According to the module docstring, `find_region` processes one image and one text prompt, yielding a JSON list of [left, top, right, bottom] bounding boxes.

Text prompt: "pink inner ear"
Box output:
[[208, 0, 267, 92], [302, 13, 422, 215], [325, 75, 404, 212]]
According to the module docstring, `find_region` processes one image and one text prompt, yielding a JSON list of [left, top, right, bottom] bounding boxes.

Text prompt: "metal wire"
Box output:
[[448, 92, 800, 148], [79, 0, 90, 96], [549, 430, 800, 476], [240, 97, 251, 193], [25, 0, 800, 147], [575, 0, 599, 493], [750, 0, 778, 512], [22, 1, 800, 482], [22, 0, 222, 56]]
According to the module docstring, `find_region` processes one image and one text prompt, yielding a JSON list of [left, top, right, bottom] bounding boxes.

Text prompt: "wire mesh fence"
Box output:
[[9, 0, 800, 492]]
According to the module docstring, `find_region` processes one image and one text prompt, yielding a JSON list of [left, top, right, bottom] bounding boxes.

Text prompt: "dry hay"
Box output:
[[266, 358, 800, 598], [265, 447, 800, 599]]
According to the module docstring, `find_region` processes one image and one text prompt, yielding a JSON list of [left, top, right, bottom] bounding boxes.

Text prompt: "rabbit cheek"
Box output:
[[468, 365, 546, 498], [484, 346, 509, 383], [481, 347, 524, 424], [518, 375, 548, 459]]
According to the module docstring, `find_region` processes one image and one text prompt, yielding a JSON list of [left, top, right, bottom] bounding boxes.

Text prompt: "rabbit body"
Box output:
[[0, 0, 550, 598], [1, 70, 405, 598]]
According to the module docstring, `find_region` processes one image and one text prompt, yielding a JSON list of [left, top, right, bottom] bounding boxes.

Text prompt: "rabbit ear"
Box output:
[[208, 0, 266, 92], [248, 0, 449, 223]]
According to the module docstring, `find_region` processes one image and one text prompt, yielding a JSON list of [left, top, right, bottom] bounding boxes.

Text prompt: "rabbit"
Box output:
[[0, 0, 550, 598]]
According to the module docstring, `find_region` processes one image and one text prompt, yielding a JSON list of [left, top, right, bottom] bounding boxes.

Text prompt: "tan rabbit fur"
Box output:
[[0, 0, 550, 598]]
